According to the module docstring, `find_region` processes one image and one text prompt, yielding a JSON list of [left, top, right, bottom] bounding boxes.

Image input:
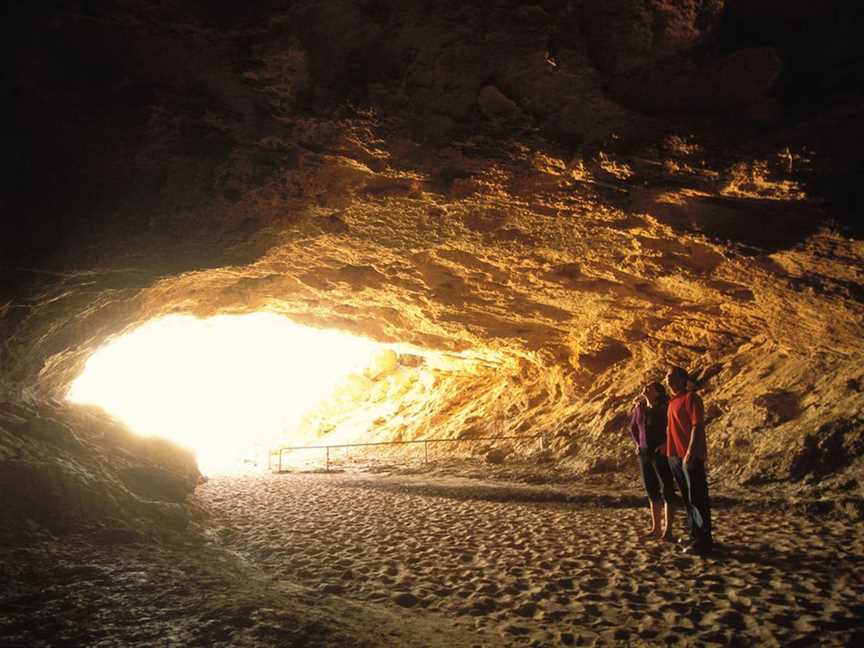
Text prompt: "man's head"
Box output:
[[664, 366, 689, 395]]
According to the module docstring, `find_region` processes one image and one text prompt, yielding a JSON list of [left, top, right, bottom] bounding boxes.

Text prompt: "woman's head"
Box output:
[[641, 381, 667, 405]]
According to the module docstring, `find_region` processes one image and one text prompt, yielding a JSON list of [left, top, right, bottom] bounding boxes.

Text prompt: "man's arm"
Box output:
[[683, 394, 705, 465], [666, 411, 673, 457]]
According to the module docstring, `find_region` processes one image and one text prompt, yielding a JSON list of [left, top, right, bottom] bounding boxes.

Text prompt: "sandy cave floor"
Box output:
[[199, 469, 864, 647], [2, 467, 863, 647]]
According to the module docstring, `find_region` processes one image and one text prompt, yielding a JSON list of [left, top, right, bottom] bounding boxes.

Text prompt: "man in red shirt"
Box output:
[[665, 366, 713, 554]]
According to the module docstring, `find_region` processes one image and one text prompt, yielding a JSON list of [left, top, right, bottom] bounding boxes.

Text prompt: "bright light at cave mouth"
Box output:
[[67, 313, 383, 475]]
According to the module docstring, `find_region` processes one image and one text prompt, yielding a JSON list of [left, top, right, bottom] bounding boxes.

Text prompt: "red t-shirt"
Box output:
[[666, 391, 706, 460]]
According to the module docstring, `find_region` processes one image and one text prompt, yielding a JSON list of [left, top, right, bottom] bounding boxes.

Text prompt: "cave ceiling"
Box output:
[[3, 1, 864, 481]]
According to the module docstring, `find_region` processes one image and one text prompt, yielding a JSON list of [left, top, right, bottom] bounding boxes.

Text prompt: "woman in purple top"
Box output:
[[630, 381, 676, 539]]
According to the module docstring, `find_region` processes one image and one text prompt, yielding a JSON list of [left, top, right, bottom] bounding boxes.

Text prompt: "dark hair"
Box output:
[[665, 366, 690, 393], [667, 366, 688, 383], [648, 381, 668, 400]]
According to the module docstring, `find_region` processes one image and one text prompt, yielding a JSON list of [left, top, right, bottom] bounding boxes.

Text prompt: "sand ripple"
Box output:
[[199, 474, 864, 647]]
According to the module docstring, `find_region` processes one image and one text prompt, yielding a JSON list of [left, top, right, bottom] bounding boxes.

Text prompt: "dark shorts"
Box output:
[[639, 447, 676, 503]]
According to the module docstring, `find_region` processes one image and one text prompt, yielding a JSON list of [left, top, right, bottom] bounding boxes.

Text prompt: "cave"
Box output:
[[2, 1, 863, 646]]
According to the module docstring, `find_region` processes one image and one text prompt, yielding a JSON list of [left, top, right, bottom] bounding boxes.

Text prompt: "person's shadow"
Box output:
[[697, 542, 864, 641]]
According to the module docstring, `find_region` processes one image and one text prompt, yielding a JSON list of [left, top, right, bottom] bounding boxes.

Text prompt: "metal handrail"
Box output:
[[268, 434, 546, 473]]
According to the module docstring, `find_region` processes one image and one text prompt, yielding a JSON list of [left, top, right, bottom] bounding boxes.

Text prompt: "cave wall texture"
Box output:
[[2, 0, 863, 532]]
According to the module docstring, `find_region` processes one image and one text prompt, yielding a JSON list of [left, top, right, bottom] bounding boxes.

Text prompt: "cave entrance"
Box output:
[[66, 313, 388, 475]]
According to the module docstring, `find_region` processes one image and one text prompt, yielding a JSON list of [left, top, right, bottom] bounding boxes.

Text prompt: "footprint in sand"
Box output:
[[582, 577, 609, 591], [199, 475, 864, 648]]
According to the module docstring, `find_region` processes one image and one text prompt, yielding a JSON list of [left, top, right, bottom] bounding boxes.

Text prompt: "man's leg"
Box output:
[[667, 456, 695, 543], [684, 459, 713, 550]]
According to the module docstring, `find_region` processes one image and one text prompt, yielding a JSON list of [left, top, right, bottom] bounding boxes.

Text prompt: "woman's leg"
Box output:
[[653, 453, 677, 540], [647, 499, 662, 537], [661, 500, 675, 540], [639, 448, 661, 536]]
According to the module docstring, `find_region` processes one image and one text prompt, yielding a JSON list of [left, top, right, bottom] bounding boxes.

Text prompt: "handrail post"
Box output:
[[424, 440, 428, 464], [278, 448, 283, 473], [326, 446, 330, 472]]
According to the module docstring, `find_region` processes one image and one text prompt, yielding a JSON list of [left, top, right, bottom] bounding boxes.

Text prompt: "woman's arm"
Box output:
[[629, 404, 641, 446]]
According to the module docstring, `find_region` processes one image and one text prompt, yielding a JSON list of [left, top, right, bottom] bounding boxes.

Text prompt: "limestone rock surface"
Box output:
[[3, 0, 864, 533]]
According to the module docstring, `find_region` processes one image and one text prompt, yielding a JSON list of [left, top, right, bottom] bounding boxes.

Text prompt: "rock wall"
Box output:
[[2, 0, 863, 531], [0, 400, 200, 539]]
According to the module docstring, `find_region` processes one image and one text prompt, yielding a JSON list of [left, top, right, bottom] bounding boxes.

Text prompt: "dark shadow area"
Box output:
[[332, 475, 834, 515], [336, 475, 646, 508], [630, 190, 823, 254], [709, 1, 864, 237], [708, 543, 864, 572]]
